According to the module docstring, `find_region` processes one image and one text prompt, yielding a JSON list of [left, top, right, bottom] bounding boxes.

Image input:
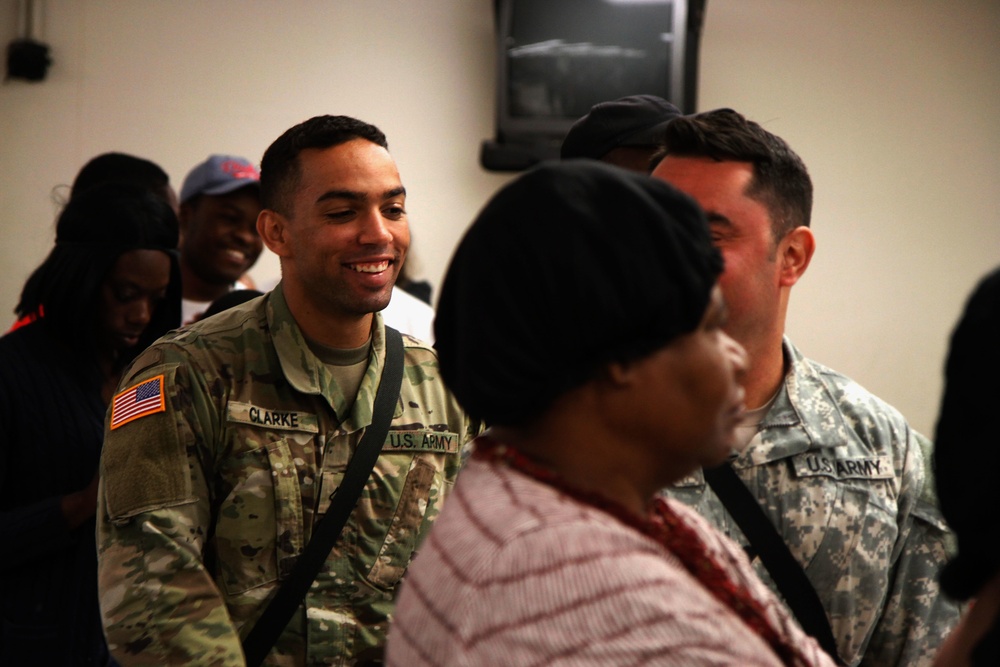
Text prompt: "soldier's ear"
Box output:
[[778, 226, 814, 287], [257, 210, 291, 258]]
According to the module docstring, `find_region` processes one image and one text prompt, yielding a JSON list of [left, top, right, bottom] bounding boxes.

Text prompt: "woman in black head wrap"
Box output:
[[0, 183, 181, 665], [387, 161, 838, 667]]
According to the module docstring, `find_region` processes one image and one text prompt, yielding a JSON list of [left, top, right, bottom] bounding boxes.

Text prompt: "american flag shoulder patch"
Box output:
[[110, 374, 166, 430]]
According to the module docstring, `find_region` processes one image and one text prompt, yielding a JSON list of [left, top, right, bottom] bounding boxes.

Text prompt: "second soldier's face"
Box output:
[[652, 156, 784, 356], [277, 140, 409, 321]]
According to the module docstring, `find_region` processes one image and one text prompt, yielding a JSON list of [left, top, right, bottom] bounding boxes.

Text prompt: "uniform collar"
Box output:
[[266, 283, 387, 431], [735, 337, 858, 466]]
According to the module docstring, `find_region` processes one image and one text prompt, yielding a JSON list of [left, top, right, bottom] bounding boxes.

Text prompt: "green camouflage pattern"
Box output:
[[97, 285, 481, 666], [664, 339, 961, 667]]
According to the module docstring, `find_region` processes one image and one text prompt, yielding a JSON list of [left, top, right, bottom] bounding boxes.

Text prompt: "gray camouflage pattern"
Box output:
[[97, 286, 480, 666], [664, 339, 961, 667]]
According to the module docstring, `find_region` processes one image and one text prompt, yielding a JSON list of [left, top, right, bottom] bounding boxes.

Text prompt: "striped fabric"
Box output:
[[387, 457, 836, 667]]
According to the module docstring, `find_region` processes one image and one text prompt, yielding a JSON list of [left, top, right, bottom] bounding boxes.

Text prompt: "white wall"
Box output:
[[1, 0, 998, 437]]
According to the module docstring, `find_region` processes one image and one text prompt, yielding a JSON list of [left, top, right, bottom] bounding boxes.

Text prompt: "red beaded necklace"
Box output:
[[474, 435, 808, 667]]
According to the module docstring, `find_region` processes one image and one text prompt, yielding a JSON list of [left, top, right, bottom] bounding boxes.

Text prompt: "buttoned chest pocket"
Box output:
[[784, 481, 897, 573], [782, 474, 898, 664], [214, 438, 303, 595], [320, 452, 449, 593], [776, 454, 898, 572], [214, 429, 314, 596]]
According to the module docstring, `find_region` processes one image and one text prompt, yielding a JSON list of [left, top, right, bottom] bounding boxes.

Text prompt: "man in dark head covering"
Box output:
[[560, 94, 681, 173]]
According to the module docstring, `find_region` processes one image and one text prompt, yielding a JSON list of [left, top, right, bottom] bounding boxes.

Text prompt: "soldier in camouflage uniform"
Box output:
[[96, 115, 480, 666], [651, 108, 961, 666]]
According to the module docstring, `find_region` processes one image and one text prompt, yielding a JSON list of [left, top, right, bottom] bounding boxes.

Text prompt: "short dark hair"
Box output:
[[259, 115, 388, 215], [654, 108, 812, 241]]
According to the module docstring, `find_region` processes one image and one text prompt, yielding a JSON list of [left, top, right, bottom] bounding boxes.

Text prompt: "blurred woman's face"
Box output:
[[621, 286, 748, 483], [97, 249, 171, 359]]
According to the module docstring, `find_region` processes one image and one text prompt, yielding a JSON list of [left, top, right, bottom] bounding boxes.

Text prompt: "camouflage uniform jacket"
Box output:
[[663, 338, 960, 667], [97, 286, 480, 666]]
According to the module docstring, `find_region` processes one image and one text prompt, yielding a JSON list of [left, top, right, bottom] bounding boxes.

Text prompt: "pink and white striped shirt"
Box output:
[[386, 456, 837, 667]]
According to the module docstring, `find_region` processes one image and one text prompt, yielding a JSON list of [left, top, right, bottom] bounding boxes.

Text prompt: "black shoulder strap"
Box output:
[[703, 462, 845, 665], [241, 326, 405, 667]]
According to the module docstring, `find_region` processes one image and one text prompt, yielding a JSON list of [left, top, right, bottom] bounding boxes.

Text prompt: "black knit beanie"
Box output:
[[434, 160, 721, 427]]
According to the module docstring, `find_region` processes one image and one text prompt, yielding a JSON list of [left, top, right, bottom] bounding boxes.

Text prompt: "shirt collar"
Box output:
[[267, 283, 387, 431]]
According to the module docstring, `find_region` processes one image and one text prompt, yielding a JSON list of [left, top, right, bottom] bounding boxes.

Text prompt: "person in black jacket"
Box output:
[[933, 266, 1000, 667], [0, 183, 181, 665]]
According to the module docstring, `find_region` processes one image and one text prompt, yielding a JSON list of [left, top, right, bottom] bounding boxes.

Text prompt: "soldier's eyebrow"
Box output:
[[316, 186, 406, 206], [316, 189, 365, 204]]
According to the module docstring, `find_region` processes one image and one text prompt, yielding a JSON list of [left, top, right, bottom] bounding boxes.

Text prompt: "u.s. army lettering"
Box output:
[[385, 431, 459, 454], [793, 454, 893, 480]]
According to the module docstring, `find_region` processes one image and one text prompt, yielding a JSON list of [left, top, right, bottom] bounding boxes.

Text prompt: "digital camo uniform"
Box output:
[[96, 286, 481, 666], [663, 339, 961, 667]]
